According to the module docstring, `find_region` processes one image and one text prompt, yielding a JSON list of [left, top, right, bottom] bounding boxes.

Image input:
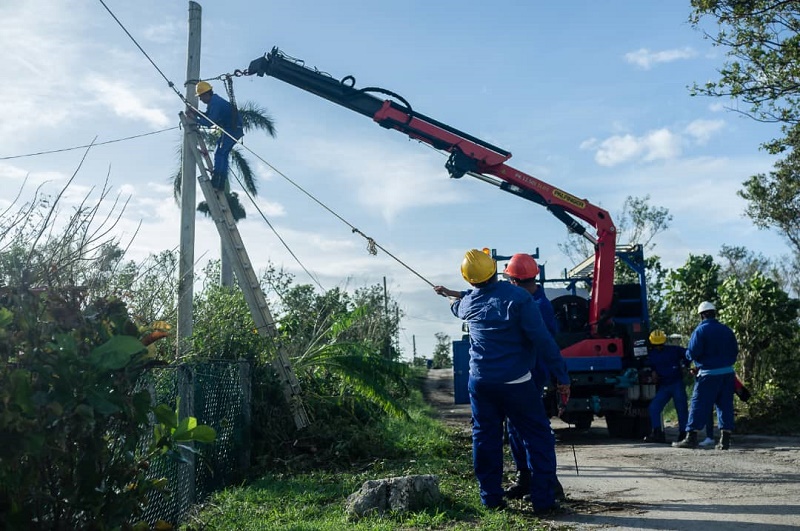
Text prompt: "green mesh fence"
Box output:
[[137, 361, 251, 527]]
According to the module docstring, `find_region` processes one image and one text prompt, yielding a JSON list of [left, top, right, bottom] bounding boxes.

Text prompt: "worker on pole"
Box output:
[[189, 81, 243, 190]]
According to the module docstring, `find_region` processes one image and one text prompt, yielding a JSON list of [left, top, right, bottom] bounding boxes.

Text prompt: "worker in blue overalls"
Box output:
[[501, 253, 569, 501], [643, 329, 689, 444], [434, 249, 566, 515], [673, 301, 738, 450], [190, 81, 244, 191]]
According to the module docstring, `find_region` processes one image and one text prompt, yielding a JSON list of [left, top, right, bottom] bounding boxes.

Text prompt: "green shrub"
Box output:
[[0, 289, 213, 529]]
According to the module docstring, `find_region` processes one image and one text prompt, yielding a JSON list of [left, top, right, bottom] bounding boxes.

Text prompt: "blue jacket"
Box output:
[[647, 344, 687, 386], [196, 94, 244, 139], [686, 318, 738, 372], [532, 287, 559, 337], [530, 287, 568, 386], [451, 280, 564, 384]]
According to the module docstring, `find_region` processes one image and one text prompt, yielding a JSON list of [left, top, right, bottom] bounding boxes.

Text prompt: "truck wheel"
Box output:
[[564, 412, 593, 430], [605, 412, 638, 439]]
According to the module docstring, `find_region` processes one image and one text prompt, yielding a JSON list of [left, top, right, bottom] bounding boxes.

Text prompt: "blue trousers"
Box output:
[[213, 134, 238, 179], [649, 379, 689, 433], [469, 376, 557, 510], [686, 372, 735, 432]]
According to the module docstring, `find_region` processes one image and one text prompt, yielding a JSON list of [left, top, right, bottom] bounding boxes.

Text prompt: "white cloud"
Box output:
[[298, 136, 470, 221], [624, 47, 697, 69], [684, 119, 725, 144], [85, 75, 171, 128], [642, 129, 682, 161], [589, 128, 681, 166]]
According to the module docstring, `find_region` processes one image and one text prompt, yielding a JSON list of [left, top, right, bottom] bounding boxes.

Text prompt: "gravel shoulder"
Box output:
[[423, 368, 800, 531]]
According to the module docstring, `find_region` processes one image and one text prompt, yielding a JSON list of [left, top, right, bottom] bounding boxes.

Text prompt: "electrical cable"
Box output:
[[0, 127, 178, 161]]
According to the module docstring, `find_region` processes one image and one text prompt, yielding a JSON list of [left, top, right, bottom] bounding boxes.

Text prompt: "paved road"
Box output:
[[424, 369, 800, 530]]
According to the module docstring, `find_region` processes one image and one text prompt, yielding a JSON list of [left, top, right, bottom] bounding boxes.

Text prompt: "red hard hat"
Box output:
[[504, 253, 539, 280]]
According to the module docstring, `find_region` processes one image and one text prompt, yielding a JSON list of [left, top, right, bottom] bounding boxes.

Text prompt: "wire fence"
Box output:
[[137, 360, 251, 526]]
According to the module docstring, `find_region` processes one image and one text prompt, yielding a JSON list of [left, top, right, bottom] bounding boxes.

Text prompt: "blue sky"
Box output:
[[0, 1, 789, 360]]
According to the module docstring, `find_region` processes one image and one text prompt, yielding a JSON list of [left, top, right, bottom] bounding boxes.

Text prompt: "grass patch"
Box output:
[[181, 387, 561, 530]]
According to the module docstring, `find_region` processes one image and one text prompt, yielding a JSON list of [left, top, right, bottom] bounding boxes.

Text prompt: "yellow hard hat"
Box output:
[[649, 329, 667, 345], [461, 249, 496, 284], [196, 81, 212, 96]]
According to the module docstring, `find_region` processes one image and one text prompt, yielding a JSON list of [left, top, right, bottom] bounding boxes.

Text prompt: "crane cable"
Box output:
[[98, 0, 435, 289]]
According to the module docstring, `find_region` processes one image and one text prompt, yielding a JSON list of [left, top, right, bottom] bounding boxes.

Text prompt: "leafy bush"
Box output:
[[0, 288, 214, 529]]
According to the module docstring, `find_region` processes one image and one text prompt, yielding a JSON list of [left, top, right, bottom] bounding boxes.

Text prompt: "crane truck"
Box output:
[[245, 47, 654, 438]]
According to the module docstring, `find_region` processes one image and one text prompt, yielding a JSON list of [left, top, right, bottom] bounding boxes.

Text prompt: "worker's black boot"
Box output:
[[643, 428, 666, 443], [210, 172, 226, 191], [554, 477, 566, 501], [717, 430, 732, 450], [672, 430, 698, 448], [504, 470, 531, 500]]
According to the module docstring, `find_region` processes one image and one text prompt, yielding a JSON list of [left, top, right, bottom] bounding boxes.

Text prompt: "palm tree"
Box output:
[[173, 101, 276, 286]]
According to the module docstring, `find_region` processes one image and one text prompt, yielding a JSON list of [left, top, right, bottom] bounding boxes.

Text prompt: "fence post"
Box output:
[[239, 360, 252, 471], [178, 364, 196, 507]]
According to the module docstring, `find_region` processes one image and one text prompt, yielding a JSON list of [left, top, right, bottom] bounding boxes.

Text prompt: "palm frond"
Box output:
[[292, 305, 410, 419], [230, 150, 258, 195], [238, 102, 277, 137]]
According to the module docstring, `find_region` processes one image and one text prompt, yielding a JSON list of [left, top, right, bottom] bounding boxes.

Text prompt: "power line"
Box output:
[[0, 127, 179, 161], [99, 0, 436, 291]]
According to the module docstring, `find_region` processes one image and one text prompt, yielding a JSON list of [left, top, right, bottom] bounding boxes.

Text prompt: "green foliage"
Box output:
[[690, 1, 800, 134], [189, 283, 270, 362], [738, 128, 800, 259], [431, 332, 452, 369], [718, 272, 800, 393], [643, 255, 671, 331], [185, 273, 412, 473], [0, 289, 214, 530], [690, 2, 800, 285], [664, 254, 721, 337]]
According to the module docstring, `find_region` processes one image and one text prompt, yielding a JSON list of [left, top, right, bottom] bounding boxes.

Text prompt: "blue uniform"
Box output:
[[452, 280, 562, 511], [507, 286, 567, 482], [647, 344, 689, 433], [684, 318, 738, 432], [196, 93, 244, 183]]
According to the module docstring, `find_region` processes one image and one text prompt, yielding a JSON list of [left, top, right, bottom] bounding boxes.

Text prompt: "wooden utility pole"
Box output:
[[177, 1, 201, 358]]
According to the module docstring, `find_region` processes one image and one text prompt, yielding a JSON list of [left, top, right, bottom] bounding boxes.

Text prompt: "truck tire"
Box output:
[[563, 412, 593, 430], [605, 412, 643, 439]]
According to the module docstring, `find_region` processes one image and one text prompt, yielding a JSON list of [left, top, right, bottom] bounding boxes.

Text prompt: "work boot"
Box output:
[[672, 430, 698, 448], [554, 478, 566, 502], [504, 470, 531, 500], [210, 172, 226, 191], [717, 430, 732, 450], [523, 477, 566, 503], [643, 428, 667, 444]]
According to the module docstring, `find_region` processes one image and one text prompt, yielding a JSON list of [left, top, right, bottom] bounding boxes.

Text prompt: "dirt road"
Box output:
[[424, 369, 800, 530]]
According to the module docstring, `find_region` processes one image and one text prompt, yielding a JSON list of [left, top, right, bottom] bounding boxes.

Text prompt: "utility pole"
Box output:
[[177, 2, 201, 358]]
